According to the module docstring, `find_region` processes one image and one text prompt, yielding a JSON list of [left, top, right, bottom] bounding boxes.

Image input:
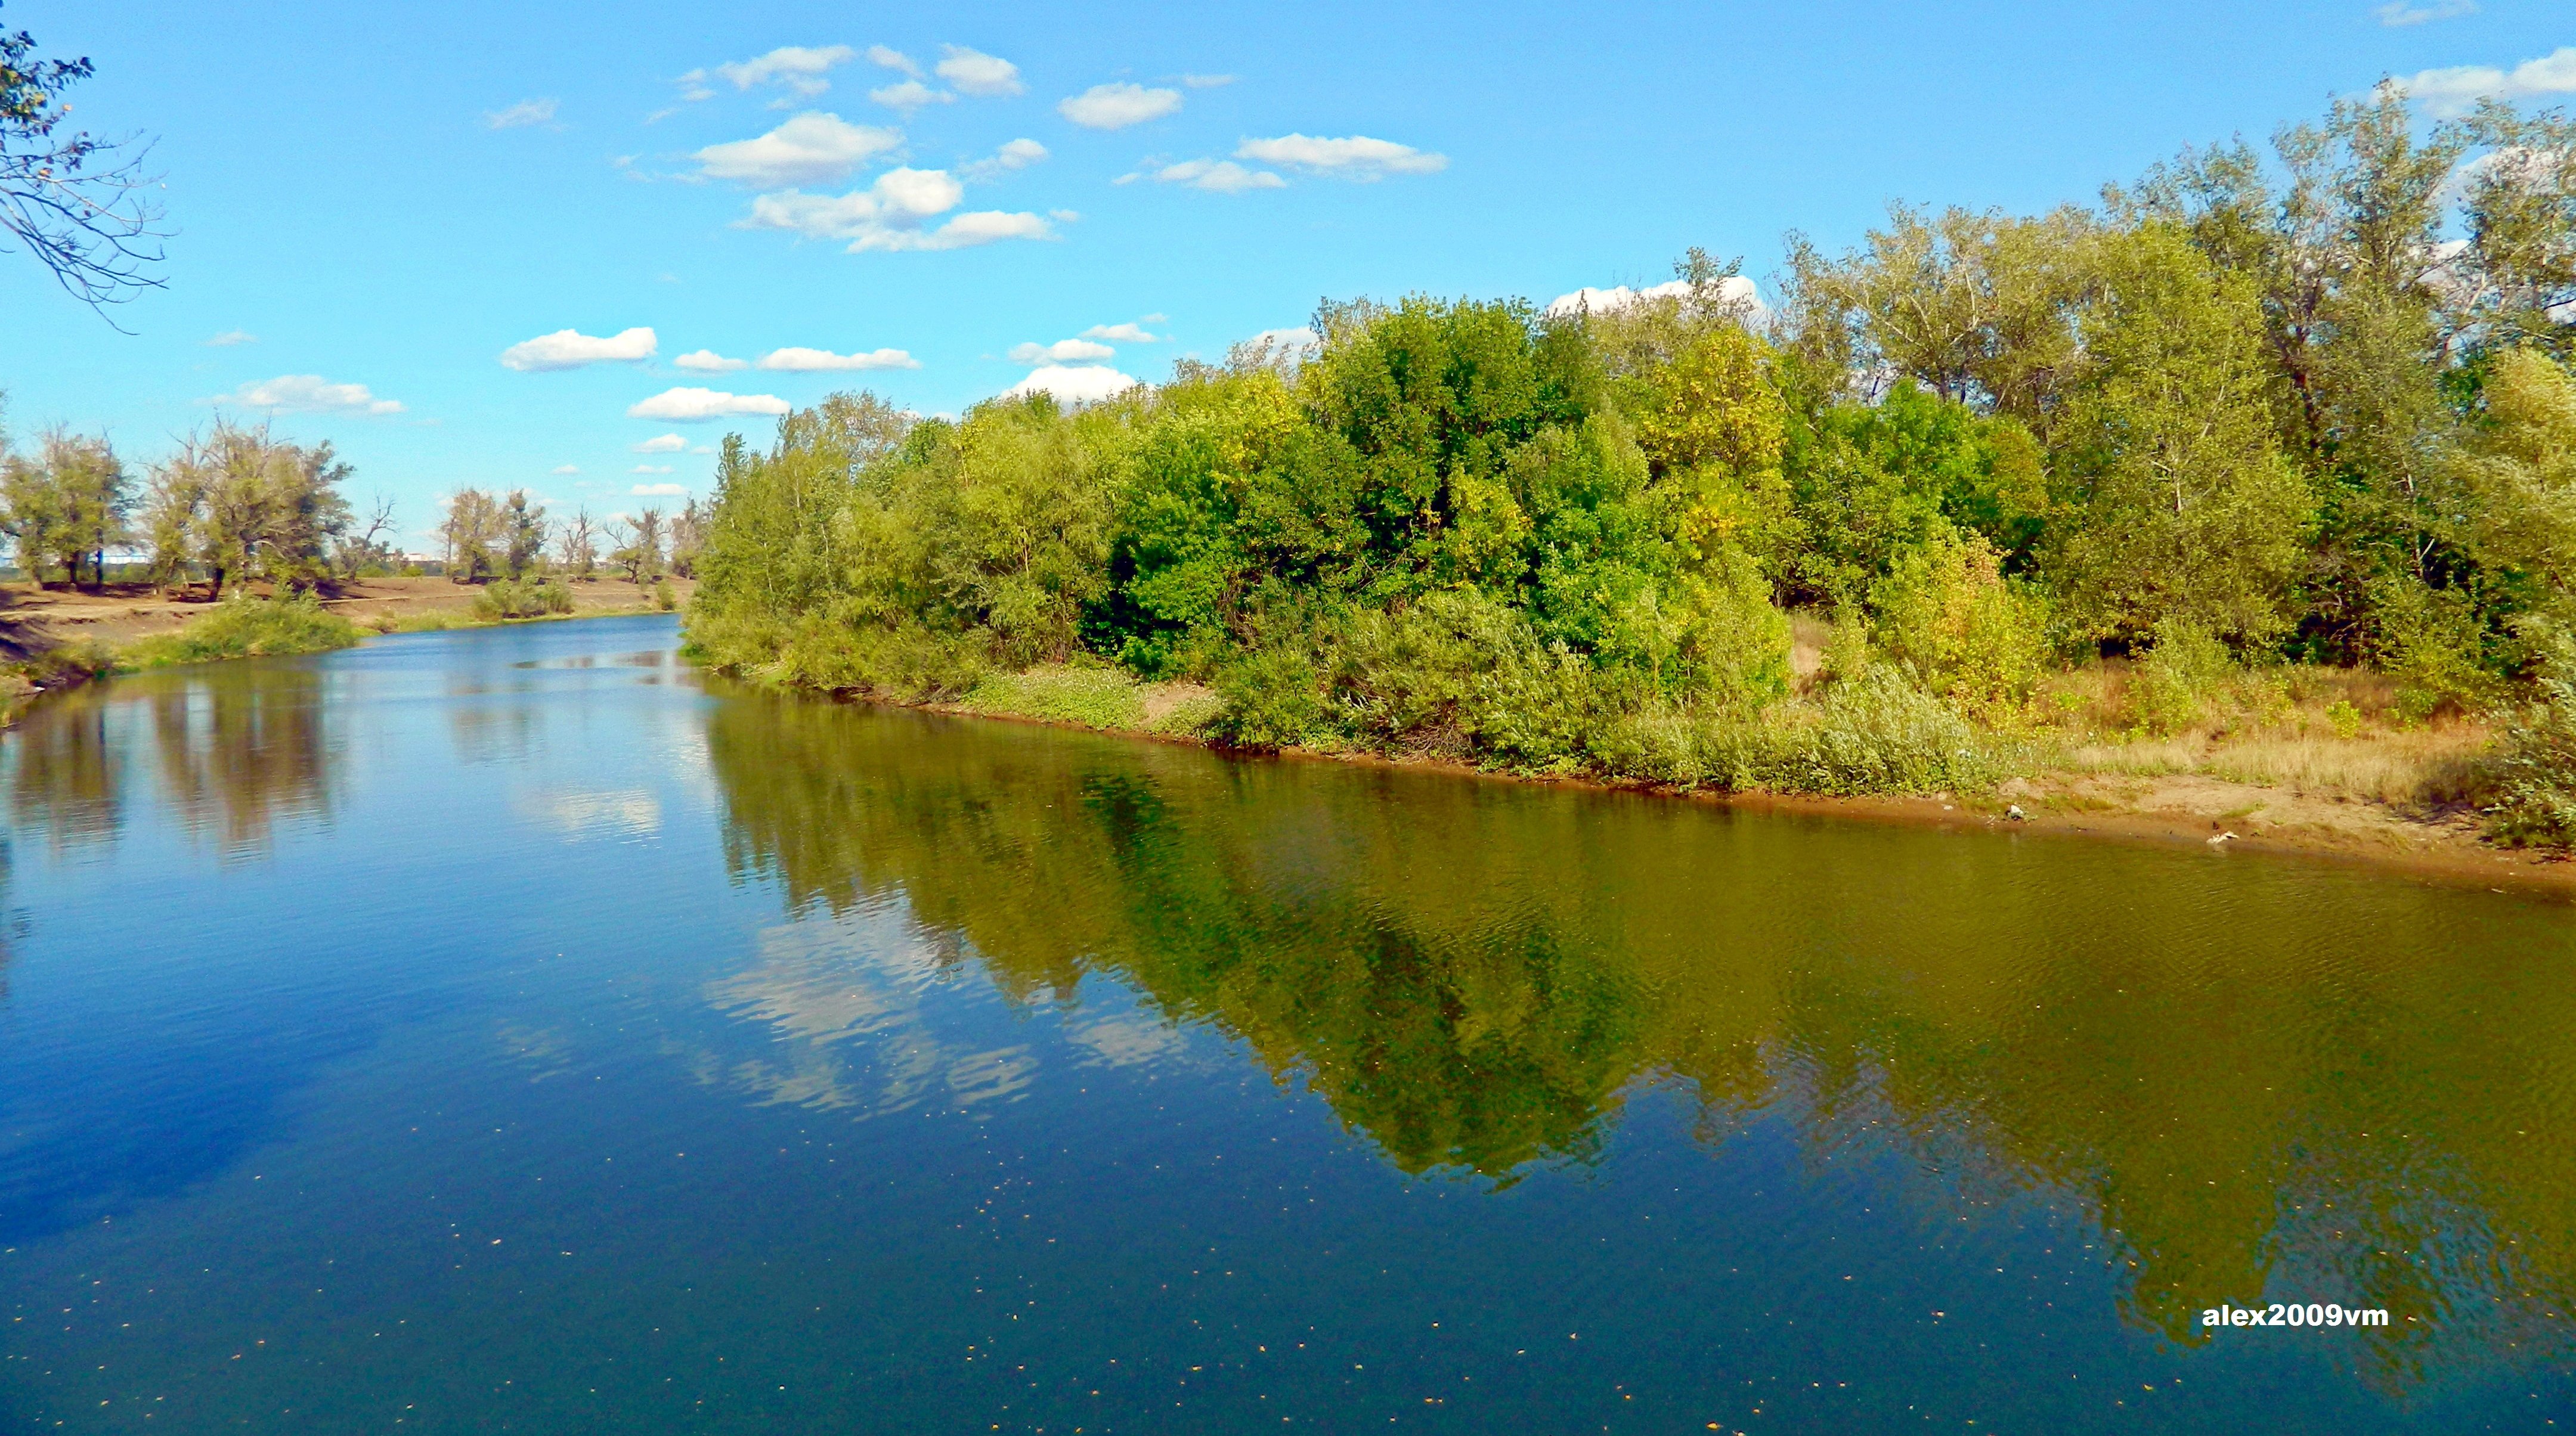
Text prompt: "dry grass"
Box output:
[[2035, 659, 2493, 808]]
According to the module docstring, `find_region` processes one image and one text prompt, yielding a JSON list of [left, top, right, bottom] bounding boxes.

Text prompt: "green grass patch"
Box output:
[[120, 593, 364, 669], [960, 665, 1148, 730]]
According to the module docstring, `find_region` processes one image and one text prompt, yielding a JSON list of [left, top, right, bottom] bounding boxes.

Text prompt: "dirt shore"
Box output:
[[0, 575, 692, 657]]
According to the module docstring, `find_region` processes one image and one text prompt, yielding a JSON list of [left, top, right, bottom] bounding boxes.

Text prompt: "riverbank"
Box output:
[[863, 656, 2567, 891], [0, 576, 696, 724]]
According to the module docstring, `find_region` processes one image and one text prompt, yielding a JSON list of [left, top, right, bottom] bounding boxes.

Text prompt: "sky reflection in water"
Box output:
[[1, 614, 2571, 1432]]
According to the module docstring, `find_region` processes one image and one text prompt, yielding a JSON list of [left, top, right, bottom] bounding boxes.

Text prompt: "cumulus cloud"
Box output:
[[1543, 276, 1769, 328], [757, 346, 921, 371], [2376, 0, 2475, 24], [485, 98, 558, 130], [631, 464, 675, 475], [632, 433, 690, 453], [203, 329, 256, 347], [1059, 82, 1182, 129], [867, 45, 920, 76], [675, 349, 749, 372], [706, 45, 859, 98], [551, 464, 581, 475], [742, 166, 1055, 252], [1180, 73, 1236, 88], [500, 326, 658, 372], [1235, 133, 1447, 179], [1080, 321, 1163, 343], [870, 79, 952, 113], [695, 112, 902, 187], [633, 482, 689, 496], [210, 375, 405, 415], [627, 387, 792, 420], [1148, 158, 1283, 192], [1007, 365, 1138, 405], [959, 137, 1048, 182], [937, 45, 1023, 97], [1010, 339, 1116, 364], [2400, 46, 2576, 117]]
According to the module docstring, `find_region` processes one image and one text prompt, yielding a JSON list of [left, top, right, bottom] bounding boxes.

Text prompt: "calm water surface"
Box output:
[[4, 615, 2572, 1432]]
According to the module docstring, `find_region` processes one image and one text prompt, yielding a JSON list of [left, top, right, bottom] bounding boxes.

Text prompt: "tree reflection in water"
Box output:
[[703, 680, 2576, 1394], [6, 661, 336, 860]]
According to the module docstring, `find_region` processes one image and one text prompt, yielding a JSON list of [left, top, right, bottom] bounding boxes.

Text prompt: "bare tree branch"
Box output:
[[2, 7, 168, 321]]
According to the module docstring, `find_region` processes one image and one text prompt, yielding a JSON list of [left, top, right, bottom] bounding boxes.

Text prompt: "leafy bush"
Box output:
[[653, 578, 678, 612], [1872, 529, 2053, 722], [1720, 669, 2007, 796], [122, 593, 363, 668], [1210, 647, 1323, 750], [2485, 654, 2576, 848], [471, 579, 574, 621], [2125, 619, 2235, 735]]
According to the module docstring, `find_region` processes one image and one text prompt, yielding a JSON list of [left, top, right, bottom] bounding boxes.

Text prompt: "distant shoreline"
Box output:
[[0, 576, 693, 725]]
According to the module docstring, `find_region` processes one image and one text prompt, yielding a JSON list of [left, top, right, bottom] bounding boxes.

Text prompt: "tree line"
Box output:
[[433, 488, 707, 585], [0, 419, 709, 595], [1, 419, 396, 595], [688, 89, 2576, 833]]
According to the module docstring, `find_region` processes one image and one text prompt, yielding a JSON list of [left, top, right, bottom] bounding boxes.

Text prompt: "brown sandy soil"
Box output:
[[0, 575, 693, 656]]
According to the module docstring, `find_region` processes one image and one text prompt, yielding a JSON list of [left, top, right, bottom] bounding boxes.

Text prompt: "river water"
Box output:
[[2, 615, 2571, 1432]]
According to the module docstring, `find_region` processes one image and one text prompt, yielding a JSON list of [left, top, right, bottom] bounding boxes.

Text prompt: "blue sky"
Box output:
[[5, 0, 2572, 550]]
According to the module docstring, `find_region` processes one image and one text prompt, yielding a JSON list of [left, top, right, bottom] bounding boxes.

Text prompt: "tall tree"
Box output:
[[156, 422, 353, 597], [1, 427, 129, 588]]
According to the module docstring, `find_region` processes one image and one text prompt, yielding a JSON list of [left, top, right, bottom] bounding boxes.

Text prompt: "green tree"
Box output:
[[0, 427, 130, 588], [2048, 225, 2315, 647]]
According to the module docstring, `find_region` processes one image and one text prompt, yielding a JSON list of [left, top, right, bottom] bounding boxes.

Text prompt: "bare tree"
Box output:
[[1, 10, 167, 317], [553, 508, 597, 579]]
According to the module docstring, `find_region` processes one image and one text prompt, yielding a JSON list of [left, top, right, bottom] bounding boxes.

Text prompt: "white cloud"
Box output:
[[1059, 82, 1182, 130], [959, 137, 1048, 182], [695, 112, 902, 187], [486, 98, 558, 130], [210, 375, 405, 415], [1543, 275, 1769, 328], [1150, 158, 1284, 193], [1180, 73, 1235, 88], [675, 349, 749, 372], [633, 482, 689, 497], [866, 45, 921, 77], [550, 464, 581, 475], [712, 45, 857, 97], [2399, 46, 2576, 117], [1010, 339, 1116, 364], [1080, 322, 1163, 343], [1007, 365, 1138, 405], [1235, 133, 1447, 179], [870, 79, 952, 113], [2376, 0, 2475, 24], [202, 329, 256, 347], [742, 166, 1055, 252], [627, 387, 792, 420], [758, 346, 922, 371], [500, 326, 658, 372], [632, 433, 690, 452], [632, 464, 675, 474], [936, 45, 1023, 97]]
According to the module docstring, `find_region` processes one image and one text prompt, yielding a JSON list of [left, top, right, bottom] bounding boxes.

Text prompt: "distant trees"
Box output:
[[553, 508, 598, 579], [608, 508, 665, 582], [1, 427, 130, 587], [138, 421, 349, 597]]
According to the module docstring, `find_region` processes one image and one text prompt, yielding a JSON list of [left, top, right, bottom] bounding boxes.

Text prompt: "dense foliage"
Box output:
[[689, 91, 2576, 820]]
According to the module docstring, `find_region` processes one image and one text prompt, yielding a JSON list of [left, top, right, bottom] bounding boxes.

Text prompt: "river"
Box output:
[[2, 614, 2570, 1431]]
